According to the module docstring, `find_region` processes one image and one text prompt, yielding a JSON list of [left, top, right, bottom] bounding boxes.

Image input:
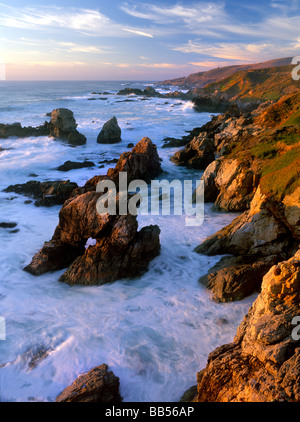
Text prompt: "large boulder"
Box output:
[[196, 250, 300, 402], [56, 364, 122, 402], [97, 116, 121, 144], [49, 108, 86, 146]]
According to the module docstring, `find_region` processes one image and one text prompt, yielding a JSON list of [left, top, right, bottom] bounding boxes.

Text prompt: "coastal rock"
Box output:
[[108, 137, 162, 184], [59, 222, 161, 286], [56, 364, 122, 402], [171, 133, 215, 169], [24, 138, 162, 284], [0, 122, 49, 139], [196, 250, 300, 402], [4, 180, 78, 207], [117, 87, 162, 97], [97, 116, 121, 144], [24, 239, 85, 276], [195, 187, 294, 257], [213, 158, 259, 212], [195, 159, 222, 203], [0, 109, 86, 146], [199, 254, 281, 302], [49, 108, 87, 146], [192, 94, 231, 113], [56, 160, 95, 172]]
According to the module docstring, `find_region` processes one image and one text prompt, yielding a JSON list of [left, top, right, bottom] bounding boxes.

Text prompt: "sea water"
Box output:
[[0, 81, 256, 402]]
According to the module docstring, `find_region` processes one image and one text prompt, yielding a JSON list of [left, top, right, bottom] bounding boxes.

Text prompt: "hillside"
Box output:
[[158, 57, 293, 89], [202, 64, 298, 103]]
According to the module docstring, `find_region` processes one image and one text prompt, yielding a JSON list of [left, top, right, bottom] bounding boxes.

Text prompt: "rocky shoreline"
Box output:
[[171, 91, 300, 402], [1, 84, 299, 402]]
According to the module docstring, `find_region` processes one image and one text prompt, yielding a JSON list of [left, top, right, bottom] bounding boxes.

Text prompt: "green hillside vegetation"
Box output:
[[225, 91, 300, 200], [203, 65, 298, 104]]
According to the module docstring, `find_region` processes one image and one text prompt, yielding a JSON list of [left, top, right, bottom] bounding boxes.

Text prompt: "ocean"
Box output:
[[0, 80, 256, 402]]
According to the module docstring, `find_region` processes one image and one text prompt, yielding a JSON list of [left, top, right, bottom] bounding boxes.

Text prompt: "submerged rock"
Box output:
[[56, 160, 95, 172], [4, 180, 78, 207], [97, 116, 121, 144], [56, 364, 122, 402]]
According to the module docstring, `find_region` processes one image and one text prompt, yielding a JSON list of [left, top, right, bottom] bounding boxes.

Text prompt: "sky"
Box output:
[[0, 0, 300, 80]]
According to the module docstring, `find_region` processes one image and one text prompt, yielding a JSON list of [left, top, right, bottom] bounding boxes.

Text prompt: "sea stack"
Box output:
[[97, 116, 121, 144]]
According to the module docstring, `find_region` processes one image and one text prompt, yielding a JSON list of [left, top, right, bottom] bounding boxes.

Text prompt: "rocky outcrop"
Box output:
[[97, 116, 121, 144], [171, 133, 215, 170], [196, 250, 300, 402], [56, 160, 95, 172], [0, 122, 49, 138], [56, 364, 122, 402], [59, 221, 161, 286], [199, 254, 281, 303], [3, 180, 78, 207], [24, 138, 162, 285], [108, 137, 162, 184], [48, 108, 86, 146], [195, 187, 295, 257], [0, 108, 86, 146], [192, 94, 231, 113], [117, 87, 163, 97]]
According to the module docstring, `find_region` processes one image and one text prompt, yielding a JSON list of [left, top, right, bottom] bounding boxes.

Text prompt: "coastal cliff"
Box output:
[[176, 87, 300, 401]]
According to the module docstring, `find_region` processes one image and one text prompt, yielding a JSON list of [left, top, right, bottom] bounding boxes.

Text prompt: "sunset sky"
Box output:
[[0, 0, 300, 80]]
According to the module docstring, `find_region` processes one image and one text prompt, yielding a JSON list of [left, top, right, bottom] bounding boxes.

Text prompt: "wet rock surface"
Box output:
[[56, 364, 122, 402]]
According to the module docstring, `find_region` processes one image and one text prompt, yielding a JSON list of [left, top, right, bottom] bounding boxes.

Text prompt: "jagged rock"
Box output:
[[24, 138, 162, 284], [0, 122, 49, 139], [199, 254, 282, 302], [107, 137, 162, 184], [49, 108, 86, 146], [192, 95, 231, 113], [195, 187, 294, 257], [56, 364, 122, 402], [59, 221, 161, 286], [4, 180, 78, 207], [117, 87, 162, 97], [97, 116, 121, 144], [194, 159, 222, 203], [24, 239, 85, 276], [171, 133, 215, 169], [196, 250, 300, 402], [213, 158, 259, 211]]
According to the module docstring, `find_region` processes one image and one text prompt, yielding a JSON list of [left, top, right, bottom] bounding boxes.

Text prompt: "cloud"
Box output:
[[123, 28, 153, 38], [54, 42, 105, 54], [0, 3, 157, 39], [174, 40, 298, 62], [138, 62, 187, 69], [121, 2, 224, 25]]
